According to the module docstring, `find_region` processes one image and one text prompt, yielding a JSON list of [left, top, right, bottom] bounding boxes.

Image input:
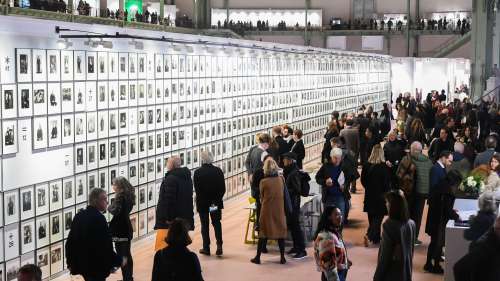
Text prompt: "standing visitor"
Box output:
[[322, 121, 340, 164], [484, 154, 500, 192], [316, 148, 348, 216], [339, 119, 360, 193], [272, 126, 288, 167], [291, 129, 306, 169], [251, 158, 288, 265], [430, 151, 453, 191], [429, 129, 455, 161], [464, 192, 498, 245], [245, 133, 271, 184], [373, 190, 416, 281], [384, 130, 407, 189], [314, 207, 349, 281], [154, 156, 195, 251], [194, 151, 226, 256], [66, 188, 121, 281], [282, 152, 307, 259], [108, 177, 136, 281], [474, 136, 497, 167], [17, 264, 42, 281], [361, 144, 391, 247], [151, 219, 204, 281]]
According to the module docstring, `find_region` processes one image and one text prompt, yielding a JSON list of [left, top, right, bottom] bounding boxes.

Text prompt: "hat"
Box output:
[[282, 152, 297, 161]]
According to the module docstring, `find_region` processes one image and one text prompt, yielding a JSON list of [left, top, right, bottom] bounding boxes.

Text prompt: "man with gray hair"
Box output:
[[408, 141, 433, 245], [66, 188, 121, 281], [194, 151, 226, 256], [451, 141, 471, 178], [154, 156, 194, 251]]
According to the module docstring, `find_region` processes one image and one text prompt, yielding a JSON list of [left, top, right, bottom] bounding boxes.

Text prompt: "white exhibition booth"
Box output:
[[211, 8, 323, 28], [391, 57, 470, 100]]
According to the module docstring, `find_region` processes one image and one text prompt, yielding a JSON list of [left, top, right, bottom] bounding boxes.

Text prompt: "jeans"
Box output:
[[367, 213, 384, 243], [115, 241, 133, 281], [324, 195, 346, 218], [410, 193, 426, 240], [199, 210, 223, 249]]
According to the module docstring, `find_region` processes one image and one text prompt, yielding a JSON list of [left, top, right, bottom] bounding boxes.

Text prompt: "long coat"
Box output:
[[373, 219, 416, 281], [361, 163, 390, 215], [193, 164, 226, 213], [151, 245, 204, 281], [155, 167, 195, 230], [259, 175, 287, 239]]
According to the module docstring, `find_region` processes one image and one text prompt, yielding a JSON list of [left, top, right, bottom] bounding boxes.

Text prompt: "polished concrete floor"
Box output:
[[55, 175, 445, 281]]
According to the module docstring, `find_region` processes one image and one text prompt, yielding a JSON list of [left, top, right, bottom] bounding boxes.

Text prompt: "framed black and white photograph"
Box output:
[[109, 110, 118, 137], [138, 53, 146, 79], [61, 114, 74, 145], [32, 117, 47, 150], [5, 258, 18, 281], [148, 182, 156, 207], [74, 143, 87, 173], [129, 135, 138, 160], [3, 120, 17, 155], [97, 52, 108, 80], [97, 81, 108, 109], [75, 174, 87, 204], [36, 247, 49, 279], [20, 220, 35, 254], [32, 83, 47, 116], [62, 177, 75, 207], [108, 138, 118, 165], [47, 115, 61, 147], [47, 83, 61, 114], [118, 53, 128, 79], [98, 140, 108, 168], [129, 53, 137, 80], [16, 48, 31, 83], [36, 215, 50, 248], [109, 52, 118, 80], [138, 185, 146, 210], [119, 110, 128, 135], [2, 84, 17, 119], [74, 51, 86, 80], [86, 81, 97, 111], [119, 137, 128, 162], [87, 170, 98, 190], [63, 208, 74, 239], [108, 81, 118, 109], [87, 141, 98, 170], [32, 49, 46, 82], [128, 161, 138, 186], [138, 210, 147, 237], [138, 160, 146, 185], [118, 81, 128, 108], [4, 224, 19, 261], [87, 111, 97, 140], [4, 190, 19, 225], [35, 183, 49, 215], [17, 84, 32, 117], [129, 109, 138, 135], [86, 51, 97, 80], [47, 50, 60, 81], [61, 50, 74, 81], [148, 207, 156, 233], [74, 81, 86, 112], [49, 180, 62, 212], [98, 169, 108, 192], [98, 111, 109, 139], [49, 212, 63, 243], [74, 113, 87, 143], [61, 83, 74, 113], [20, 186, 34, 220]]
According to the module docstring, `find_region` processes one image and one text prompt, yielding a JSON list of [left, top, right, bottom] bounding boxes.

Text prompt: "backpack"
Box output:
[[298, 170, 311, 197]]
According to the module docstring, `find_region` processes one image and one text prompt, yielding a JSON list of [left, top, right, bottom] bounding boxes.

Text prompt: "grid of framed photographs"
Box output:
[[0, 47, 390, 280]]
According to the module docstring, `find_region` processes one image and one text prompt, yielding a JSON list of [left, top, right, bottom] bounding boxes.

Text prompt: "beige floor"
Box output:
[[54, 176, 445, 281]]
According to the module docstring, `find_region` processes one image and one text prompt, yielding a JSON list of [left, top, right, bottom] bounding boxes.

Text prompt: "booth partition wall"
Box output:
[[0, 17, 390, 280]]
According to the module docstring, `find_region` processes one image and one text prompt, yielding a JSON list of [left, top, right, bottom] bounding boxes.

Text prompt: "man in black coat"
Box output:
[[290, 129, 305, 169], [282, 152, 307, 259], [429, 128, 455, 161], [454, 216, 500, 281], [272, 126, 289, 167], [155, 156, 195, 242], [194, 151, 226, 256], [66, 188, 121, 281]]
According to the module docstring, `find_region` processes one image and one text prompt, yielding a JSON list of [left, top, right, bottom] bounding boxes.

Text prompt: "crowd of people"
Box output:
[[35, 85, 500, 281]]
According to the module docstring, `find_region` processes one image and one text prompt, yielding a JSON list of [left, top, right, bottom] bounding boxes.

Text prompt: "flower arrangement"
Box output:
[[459, 175, 485, 195]]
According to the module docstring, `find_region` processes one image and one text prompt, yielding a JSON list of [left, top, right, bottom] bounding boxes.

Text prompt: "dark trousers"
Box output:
[[426, 231, 444, 265], [115, 241, 133, 281], [410, 193, 426, 239], [288, 199, 305, 252], [199, 210, 223, 249], [366, 213, 384, 243], [83, 277, 105, 281], [255, 200, 261, 229], [256, 238, 284, 258]]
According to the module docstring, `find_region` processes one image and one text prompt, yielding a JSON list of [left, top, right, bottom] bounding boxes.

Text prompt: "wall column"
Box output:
[[224, 0, 229, 24], [406, 0, 411, 56], [119, 0, 124, 11], [99, 0, 106, 16], [471, 0, 495, 99], [159, 0, 164, 19]]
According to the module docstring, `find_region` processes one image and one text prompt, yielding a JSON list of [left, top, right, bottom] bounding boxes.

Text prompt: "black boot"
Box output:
[[216, 244, 223, 256]]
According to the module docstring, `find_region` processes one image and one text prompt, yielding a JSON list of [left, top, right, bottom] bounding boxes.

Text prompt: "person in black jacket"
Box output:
[[154, 156, 194, 251], [290, 129, 305, 169], [194, 151, 226, 256], [282, 152, 307, 259], [152, 219, 204, 281], [384, 130, 407, 189], [464, 192, 498, 247], [425, 169, 462, 274], [321, 121, 340, 164], [361, 144, 391, 246], [66, 188, 121, 281], [272, 126, 289, 167], [108, 177, 136, 281], [429, 128, 455, 161]]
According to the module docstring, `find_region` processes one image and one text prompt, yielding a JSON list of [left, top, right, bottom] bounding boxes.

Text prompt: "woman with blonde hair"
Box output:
[[361, 144, 391, 246], [251, 158, 288, 265]]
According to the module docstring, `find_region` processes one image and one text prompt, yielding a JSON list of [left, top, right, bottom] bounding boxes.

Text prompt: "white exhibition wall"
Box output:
[[0, 15, 391, 280], [391, 57, 470, 99], [211, 8, 323, 27]]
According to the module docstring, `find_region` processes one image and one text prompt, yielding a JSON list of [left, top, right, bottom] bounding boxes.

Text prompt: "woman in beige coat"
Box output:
[[251, 158, 287, 265]]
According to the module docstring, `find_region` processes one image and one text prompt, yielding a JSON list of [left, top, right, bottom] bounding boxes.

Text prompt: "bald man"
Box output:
[[154, 156, 194, 251]]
